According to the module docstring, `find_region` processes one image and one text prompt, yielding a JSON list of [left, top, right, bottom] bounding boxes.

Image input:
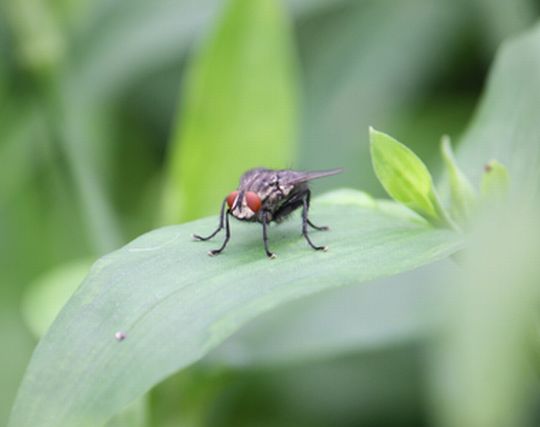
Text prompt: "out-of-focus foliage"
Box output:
[[163, 0, 297, 223], [2, 0, 540, 426], [440, 137, 477, 225]]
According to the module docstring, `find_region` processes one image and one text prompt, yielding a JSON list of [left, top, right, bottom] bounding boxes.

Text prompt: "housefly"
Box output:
[[193, 168, 342, 258]]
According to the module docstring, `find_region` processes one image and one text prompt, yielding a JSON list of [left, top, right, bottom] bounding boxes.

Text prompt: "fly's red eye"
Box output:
[[245, 191, 261, 213], [226, 191, 238, 209]]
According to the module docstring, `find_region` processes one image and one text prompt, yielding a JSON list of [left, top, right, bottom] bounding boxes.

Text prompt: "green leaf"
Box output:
[[370, 127, 450, 227], [20, 261, 149, 427], [440, 135, 477, 225], [480, 160, 509, 201], [208, 259, 457, 367], [162, 0, 297, 223], [455, 23, 540, 193], [9, 191, 462, 427], [432, 205, 540, 427], [431, 23, 540, 427]]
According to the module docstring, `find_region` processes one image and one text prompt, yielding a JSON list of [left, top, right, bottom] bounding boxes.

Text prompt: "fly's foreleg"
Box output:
[[193, 198, 227, 241], [208, 210, 231, 256]]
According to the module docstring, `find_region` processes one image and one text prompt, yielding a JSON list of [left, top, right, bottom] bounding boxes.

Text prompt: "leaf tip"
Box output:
[[481, 159, 510, 200], [368, 126, 382, 144], [440, 134, 451, 151]]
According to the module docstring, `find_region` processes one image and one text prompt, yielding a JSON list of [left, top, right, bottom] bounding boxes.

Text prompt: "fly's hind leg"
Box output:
[[301, 190, 328, 251], [304, 190, 329, 231]]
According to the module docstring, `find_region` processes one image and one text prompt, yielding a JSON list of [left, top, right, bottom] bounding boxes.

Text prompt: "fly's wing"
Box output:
[[277, 168, 343, 186], [236, 168, 342, 213]]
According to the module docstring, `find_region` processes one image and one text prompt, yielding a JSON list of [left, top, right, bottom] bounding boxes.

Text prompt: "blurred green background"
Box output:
[[1, 0, 540, 425]]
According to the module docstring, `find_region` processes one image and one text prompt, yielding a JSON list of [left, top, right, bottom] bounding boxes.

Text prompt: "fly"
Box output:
[[193, 167, 342, 258]]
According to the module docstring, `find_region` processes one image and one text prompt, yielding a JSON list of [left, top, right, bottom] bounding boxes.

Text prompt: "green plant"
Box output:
[[10, 19, 540, 427], [5, 1, 540, 426]]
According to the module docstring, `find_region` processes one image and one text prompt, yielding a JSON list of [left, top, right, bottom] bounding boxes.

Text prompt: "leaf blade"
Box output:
[[9, 191, 462, 427]]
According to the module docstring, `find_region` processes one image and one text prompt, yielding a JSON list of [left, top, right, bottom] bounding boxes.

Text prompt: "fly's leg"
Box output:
[[302, 191, 328, 251], [307, 218, 329, 231], [262, 212, 276, 259], [208, 210, 231, 256], [304, 190, 329, 231], [193, 198, 227, 241]]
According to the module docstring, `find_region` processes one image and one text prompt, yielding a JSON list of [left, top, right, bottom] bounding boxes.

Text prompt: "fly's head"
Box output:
[[226, 190, 262, 220]]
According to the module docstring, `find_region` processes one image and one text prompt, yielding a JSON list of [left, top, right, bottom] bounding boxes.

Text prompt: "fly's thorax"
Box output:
[[240, 170, 293, 198], [243, 176, 295, 211], [233, 168, 317, 221]]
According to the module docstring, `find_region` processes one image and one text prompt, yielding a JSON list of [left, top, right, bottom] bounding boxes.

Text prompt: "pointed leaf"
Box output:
[[9, 191, 462, 427], [370, 127, 451, 227]]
